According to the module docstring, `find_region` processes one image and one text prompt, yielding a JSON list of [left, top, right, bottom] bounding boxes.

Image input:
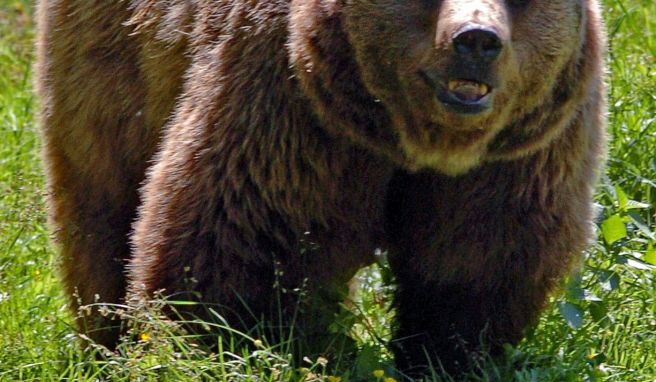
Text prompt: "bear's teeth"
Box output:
[[448, 80, 490, 102]]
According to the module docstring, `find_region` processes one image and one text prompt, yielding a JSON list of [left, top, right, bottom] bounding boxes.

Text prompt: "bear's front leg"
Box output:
[[126, 97, 385, 358], [390, 261, 551, 375], [385, 148, 597, 376]]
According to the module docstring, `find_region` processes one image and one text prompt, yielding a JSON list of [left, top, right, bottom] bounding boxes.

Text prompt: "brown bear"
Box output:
[[35, 0, 607, 375]]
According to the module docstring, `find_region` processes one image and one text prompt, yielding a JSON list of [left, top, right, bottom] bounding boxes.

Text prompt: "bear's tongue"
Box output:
[[448, 79, 490, 102]]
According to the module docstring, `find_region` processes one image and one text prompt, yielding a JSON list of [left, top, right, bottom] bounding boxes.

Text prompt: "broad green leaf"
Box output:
[[589, 301, 608, 322], [601, 214, 627, 245], [614, 185, 628, 211], [567, 280, 585, 300], [645, 247, 656, 266], [559, 302, 584, 329]]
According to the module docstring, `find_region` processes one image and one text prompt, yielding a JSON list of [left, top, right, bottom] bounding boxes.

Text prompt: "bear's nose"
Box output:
[[452, 25, 502, 63]]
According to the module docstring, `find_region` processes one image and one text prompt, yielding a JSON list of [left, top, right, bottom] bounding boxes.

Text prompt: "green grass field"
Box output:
[[1, 0, 654, 380]]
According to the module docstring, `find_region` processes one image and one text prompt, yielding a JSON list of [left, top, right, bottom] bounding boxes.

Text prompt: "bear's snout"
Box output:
[[421, 1, 510, 115], [452, 24, 503, 64], [427, 24, 505, 114]]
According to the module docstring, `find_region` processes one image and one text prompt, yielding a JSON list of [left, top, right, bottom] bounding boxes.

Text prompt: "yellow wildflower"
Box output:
[[373, 369, 385, 378], [139, 332, 151, 342]]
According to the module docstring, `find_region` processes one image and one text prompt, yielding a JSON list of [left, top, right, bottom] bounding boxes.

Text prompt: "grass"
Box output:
[[0, 0, 655, 380]]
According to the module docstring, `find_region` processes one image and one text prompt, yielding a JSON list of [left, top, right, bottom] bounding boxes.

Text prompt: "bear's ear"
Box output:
[[300, 0, 346, 17]]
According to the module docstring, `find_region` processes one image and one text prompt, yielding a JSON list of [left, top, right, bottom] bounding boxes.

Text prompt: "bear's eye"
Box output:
[[508, 0, 530, 7], [420, 0, 439, 9]]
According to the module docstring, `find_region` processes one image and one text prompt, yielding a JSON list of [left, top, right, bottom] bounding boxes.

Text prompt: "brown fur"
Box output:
[[35, 0, 606, 374]]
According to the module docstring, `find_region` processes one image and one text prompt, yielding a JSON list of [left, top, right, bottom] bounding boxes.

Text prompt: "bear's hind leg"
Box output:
[[45, 169, 137, 348], [35, 1, 153, 348]]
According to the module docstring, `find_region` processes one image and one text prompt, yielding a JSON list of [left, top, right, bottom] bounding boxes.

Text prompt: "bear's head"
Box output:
[[290, 0, 599, 175]]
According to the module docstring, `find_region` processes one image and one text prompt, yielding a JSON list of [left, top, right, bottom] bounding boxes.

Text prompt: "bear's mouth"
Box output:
[[438, 78, 493, 114], [447, 79, 490, 103], [418, 71, 494, 114]]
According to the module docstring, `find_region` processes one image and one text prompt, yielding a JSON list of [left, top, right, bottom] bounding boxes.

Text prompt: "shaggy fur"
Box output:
[[35, 0, 606, 374]]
